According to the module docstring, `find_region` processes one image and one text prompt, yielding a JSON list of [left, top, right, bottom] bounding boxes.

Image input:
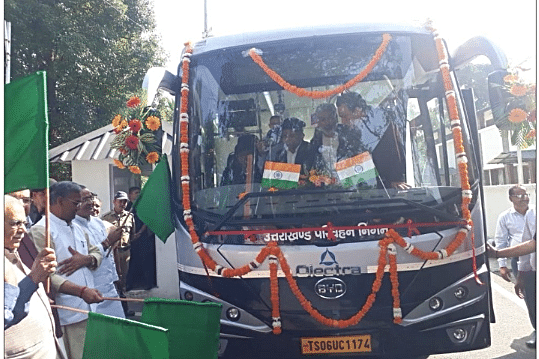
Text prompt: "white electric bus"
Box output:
[[147, 23, 509, 358]]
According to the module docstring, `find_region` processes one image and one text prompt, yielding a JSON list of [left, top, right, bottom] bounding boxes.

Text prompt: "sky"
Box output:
[[152, 0, 536, 81]]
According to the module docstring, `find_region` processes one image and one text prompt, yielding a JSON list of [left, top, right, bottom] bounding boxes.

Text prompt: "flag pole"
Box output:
[[45, 186, 51, 293]]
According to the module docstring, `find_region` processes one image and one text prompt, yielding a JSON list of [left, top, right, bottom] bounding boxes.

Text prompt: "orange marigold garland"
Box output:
[[269, 255, 282, 334], [178, 26, 480, 334], [249, 34, 392, 99]]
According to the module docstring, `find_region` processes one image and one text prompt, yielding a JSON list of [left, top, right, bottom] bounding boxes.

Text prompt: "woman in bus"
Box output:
[[220, 134, 263, 186]]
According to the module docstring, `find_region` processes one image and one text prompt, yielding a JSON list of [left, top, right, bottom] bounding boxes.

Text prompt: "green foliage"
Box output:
[[5, 0, 167, 148], [455, 63, 494, 110], [50, 162, 72, 181]]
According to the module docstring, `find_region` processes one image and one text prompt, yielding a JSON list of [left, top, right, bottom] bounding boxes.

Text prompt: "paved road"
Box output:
[[430, 258, 535, 359]]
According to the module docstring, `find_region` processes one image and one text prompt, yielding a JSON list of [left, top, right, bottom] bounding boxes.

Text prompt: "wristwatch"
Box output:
[[89, 255, 98, 269]]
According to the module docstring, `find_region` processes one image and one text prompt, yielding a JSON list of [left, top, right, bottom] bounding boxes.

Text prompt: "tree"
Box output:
[[5, 0, 167, 148], [455, 63, 494, 111]]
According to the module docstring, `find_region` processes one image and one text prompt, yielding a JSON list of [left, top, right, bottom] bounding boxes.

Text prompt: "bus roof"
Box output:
[[193, 22, 432, 55]]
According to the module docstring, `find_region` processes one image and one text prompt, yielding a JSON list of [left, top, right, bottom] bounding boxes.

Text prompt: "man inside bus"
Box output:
[[310, 103, 363, 179], [267, 117, 313, 175], [221, 133, 263, 186], [336, 91, 409, 189]]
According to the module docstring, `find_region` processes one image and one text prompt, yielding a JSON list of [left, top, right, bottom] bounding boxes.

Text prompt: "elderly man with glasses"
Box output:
[[29, 181, 104, 359], [4, 195, 66, 358]]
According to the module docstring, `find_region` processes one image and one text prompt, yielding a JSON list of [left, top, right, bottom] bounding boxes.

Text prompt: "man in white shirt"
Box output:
[[30, 181, 104, 359], [516, 208, 536, 348], [494, 185, 530, 281], [490, 207, 536, 348], [4, 195, 66, 359], [74, 187, 124, 318]]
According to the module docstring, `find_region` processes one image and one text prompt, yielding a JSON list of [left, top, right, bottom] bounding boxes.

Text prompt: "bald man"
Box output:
[[4, 196, 66, 358], [7, 189, 39, 269]]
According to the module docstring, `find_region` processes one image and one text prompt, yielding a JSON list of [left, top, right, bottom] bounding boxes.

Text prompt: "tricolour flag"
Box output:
[[335, 152, 378, 188], [4, 71, 49, 193], [261, 161, 301, 189]]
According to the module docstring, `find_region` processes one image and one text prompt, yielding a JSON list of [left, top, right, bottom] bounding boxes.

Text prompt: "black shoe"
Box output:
[[125, 310, 136, 317]]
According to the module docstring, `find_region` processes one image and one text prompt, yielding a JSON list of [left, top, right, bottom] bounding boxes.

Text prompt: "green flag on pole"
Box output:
[[141, 298, 222, 359], [4, 71, 49, 193], [133, 154, 175, 242], [82, 311, 170, 359]]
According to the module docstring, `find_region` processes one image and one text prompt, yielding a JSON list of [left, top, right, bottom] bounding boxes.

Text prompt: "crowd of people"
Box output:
[[221, 92, 409, 190], [4, 181, 156, 359]]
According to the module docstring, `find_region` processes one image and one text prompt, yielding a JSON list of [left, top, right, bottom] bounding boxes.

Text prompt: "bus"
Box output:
[[146, 23, 509, 358]]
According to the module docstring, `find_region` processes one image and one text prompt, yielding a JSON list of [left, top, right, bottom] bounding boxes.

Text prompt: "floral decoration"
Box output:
[[249, 34, 391, 99], [493, 71, 536, 148], [110, 95, 163, 173], [300, 169, 337, 187]]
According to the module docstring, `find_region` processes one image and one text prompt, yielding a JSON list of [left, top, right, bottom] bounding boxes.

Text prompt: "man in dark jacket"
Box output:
[[268, 117, 313, 175]]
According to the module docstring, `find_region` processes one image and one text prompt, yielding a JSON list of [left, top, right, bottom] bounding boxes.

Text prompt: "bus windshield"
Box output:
[[184, 32, 477, 242]]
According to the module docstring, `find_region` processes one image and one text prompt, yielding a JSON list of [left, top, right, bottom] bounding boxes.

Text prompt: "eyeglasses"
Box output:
[[65, 198, 83, 207], [7, 220, 28, 228], [511, 193, 529, 200]]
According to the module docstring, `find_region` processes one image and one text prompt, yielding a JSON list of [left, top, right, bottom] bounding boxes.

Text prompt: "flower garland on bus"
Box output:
[[177, 26, 476, 334], [248, 34, 392, 99]]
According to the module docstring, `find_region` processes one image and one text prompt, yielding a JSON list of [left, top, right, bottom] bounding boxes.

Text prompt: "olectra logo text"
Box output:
[[296, 249, 361, 277]]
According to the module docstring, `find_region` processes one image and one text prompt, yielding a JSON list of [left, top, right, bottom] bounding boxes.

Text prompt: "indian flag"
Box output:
[[261, 161, 301, 189], [335, 152, 378, 188]]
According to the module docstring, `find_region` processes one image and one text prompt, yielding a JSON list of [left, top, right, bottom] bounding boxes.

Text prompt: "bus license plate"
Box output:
[[301, 334, 372, 354]]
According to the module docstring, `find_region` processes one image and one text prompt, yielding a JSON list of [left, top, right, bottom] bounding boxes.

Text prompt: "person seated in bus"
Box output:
[[309, 103, 364, 179], [336, 92, 409, 189], [265, 115, 283, 146], [267, 117, 313, 176], [221, 134, 263, 186]]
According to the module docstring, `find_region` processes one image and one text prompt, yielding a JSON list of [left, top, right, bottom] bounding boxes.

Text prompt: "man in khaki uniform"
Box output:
[[101, 191, 135, 315]]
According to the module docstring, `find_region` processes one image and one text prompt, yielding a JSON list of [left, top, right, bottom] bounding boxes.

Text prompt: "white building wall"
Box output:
[[71, 159, 113, 211]]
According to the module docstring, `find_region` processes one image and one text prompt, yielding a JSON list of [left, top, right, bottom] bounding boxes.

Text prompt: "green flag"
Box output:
[[133, 154, 175, 242], [141, 298, 222, 359], [82, 311, 170, 359], [4, 71, 49, 193]]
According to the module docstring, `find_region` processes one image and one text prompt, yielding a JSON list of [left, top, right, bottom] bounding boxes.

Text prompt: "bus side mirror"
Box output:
[[142, 67, 179, 107], [487, 70, 510, 129]]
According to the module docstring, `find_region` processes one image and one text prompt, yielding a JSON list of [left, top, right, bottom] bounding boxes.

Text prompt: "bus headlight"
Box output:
[[183, 291, 194, 301], [454, 286, 468, 300], [226, 307, 241, 321], [429, 297, 443, 311], [451, 328, 467, 342]]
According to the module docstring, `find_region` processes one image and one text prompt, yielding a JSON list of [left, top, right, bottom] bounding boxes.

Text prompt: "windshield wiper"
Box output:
[[209, 188, 358, 231]]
